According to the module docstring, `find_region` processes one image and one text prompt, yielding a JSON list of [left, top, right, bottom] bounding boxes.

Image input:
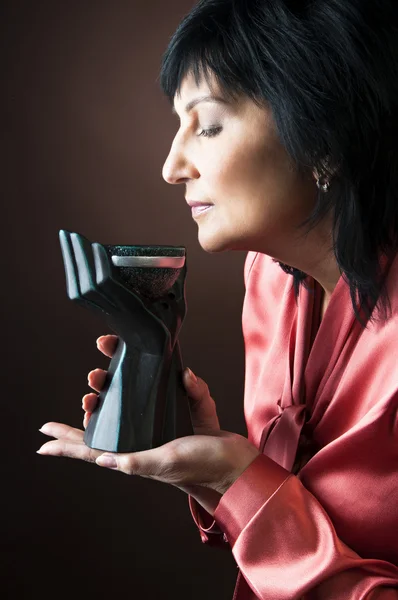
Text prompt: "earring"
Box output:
[[314, 163, 332, 193], [316, 176, 330, 193]]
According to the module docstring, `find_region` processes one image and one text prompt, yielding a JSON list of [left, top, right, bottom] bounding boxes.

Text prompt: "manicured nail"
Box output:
[[96, 455, 117, 469], [187, 368, 197, 384]]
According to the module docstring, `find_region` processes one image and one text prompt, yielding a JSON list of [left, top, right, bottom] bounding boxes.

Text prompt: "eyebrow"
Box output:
[[171, 94, 229, 116]]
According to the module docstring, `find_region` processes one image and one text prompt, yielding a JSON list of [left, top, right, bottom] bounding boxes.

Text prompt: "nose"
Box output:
[[162, 134, 199, 185]]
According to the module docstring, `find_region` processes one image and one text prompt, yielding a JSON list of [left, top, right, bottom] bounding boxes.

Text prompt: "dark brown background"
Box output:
[[2, 1, 248, 598]]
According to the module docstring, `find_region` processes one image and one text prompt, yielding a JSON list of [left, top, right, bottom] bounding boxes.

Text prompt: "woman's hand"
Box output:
[[83, 335, 222, 434], [38, 335, 260, 515]]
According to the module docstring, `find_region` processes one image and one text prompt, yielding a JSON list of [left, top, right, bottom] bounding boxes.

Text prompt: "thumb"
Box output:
[[183, 368, 220, 434]]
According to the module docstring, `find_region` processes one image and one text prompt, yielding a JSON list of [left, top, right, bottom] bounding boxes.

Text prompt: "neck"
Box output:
[[270, 215, 342, 300]]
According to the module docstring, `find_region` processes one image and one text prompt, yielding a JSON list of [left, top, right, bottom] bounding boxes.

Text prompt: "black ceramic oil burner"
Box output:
[[59, 230, 194, 453]]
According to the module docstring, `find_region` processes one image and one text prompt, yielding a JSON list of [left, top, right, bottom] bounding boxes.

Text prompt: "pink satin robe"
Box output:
[[188, 251, 398, 599]]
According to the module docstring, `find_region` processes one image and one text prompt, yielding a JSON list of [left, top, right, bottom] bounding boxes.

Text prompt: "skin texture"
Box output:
[[163, 71, 341, 301], [38, 71, 342, 512]]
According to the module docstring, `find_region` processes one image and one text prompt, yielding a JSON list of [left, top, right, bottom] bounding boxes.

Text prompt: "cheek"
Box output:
[[207, 142, 296, 218], [204, 153, 236, 189], [200, 124, 312, 234]]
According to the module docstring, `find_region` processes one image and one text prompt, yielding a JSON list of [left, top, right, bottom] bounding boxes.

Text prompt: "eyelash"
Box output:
[[198, 126, 222, 138]]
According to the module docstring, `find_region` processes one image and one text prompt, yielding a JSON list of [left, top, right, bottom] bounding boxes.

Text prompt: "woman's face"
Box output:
[[162, 71, 318, 259]]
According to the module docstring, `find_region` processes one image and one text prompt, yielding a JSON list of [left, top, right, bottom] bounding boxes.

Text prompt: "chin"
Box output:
[[197, 230, 241, 253]]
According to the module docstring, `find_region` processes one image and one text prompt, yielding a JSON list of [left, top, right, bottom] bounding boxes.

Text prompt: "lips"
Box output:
[[186, 199, 214, 219], [190, 204, 213, 218], [186, 200, 213, 208]]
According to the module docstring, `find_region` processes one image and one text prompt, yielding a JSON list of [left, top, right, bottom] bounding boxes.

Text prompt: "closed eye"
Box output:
[[198, 126, 223, 138]]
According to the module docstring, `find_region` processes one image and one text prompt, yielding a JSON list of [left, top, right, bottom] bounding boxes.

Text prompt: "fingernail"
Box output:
[[187, 368, 197, 384], [96, 455, 117, 469]]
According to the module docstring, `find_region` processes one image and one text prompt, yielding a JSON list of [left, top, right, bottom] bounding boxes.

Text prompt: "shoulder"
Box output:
[[244, 251, 280, 284], [243, 252, 291, 297], [243, 251, 258, 288]]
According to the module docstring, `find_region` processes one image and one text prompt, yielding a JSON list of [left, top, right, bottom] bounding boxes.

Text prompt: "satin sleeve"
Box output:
[[188, 496, 230, 549], [212, 453, 398, 599]]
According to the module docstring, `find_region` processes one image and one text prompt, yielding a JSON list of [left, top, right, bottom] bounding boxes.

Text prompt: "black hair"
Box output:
[[159, 0, 398, 327]]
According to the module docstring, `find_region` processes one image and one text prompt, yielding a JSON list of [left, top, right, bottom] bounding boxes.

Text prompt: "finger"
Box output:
[[183, 368, 199, 394], [83, 412, 92, 429], [182, 369, 220, 433], [96, 335, 118, 358], [87, 368, 107, 392], [37, 437, 101, 463], [82, 393, 98, 413], [39, 422, 85, 442], [96, 444, 174, 479]]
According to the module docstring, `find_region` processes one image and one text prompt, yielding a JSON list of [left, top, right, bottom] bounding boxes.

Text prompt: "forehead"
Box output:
[[171, 70, 274, 131], [173, 71, 218, 105], [172, 71, 247, 119]]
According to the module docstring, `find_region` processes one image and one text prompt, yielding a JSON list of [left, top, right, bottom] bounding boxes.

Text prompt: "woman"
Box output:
[[38, 1, 398, 598]]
